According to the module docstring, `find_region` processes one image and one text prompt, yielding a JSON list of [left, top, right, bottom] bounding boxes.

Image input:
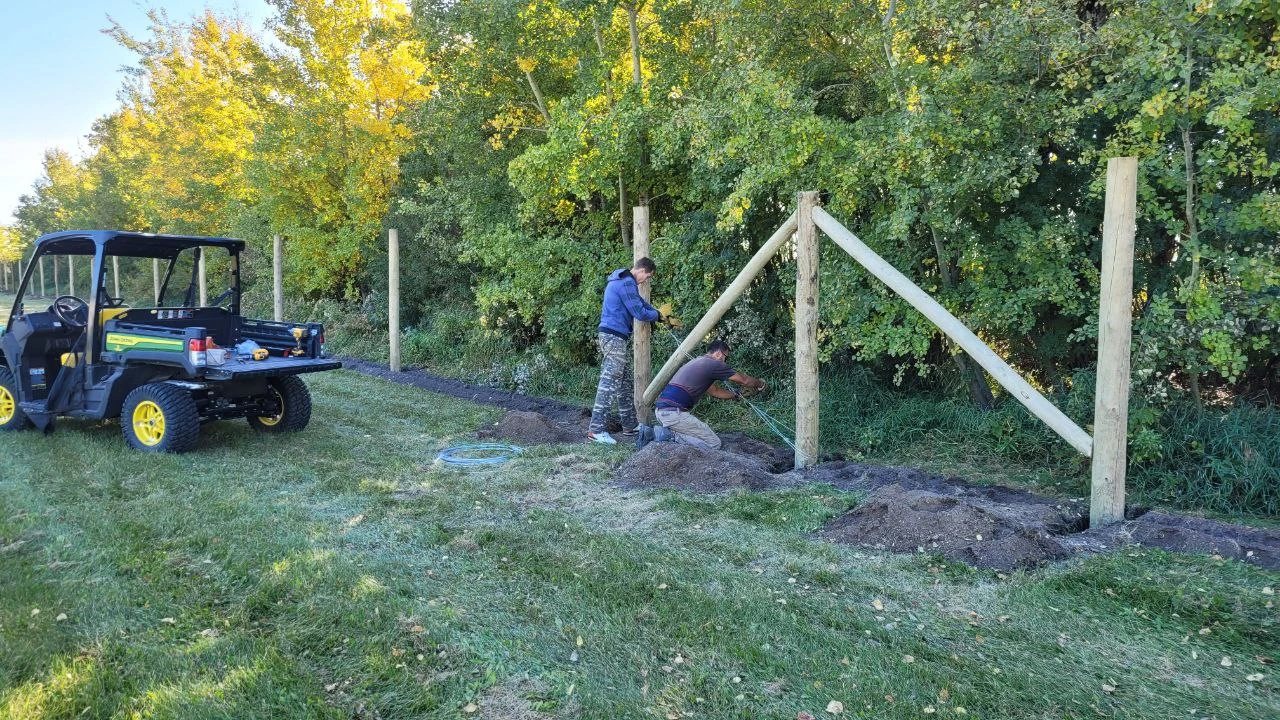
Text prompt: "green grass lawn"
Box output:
[[1, 369, 1277, 719]]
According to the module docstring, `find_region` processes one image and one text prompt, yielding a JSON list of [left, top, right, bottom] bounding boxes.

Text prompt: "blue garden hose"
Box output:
[[436, 443, 523, 467]]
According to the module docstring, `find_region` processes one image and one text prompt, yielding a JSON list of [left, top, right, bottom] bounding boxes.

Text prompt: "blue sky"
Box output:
[[0, 1, 271, 224]]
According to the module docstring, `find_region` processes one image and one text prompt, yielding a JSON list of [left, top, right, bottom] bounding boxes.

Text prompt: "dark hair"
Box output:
[[634, 256, 656, 273], [707, 340, 730, 355]]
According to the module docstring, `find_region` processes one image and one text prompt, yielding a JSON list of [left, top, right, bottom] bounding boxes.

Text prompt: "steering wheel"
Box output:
[[51, 295, 89, 329]]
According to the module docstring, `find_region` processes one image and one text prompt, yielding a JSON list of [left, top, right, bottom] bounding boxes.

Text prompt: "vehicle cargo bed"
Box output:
[[201, 356, 343, 380]]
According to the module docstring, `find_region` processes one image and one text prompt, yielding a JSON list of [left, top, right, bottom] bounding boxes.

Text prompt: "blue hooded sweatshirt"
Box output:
[[599, 268, 660, 338]]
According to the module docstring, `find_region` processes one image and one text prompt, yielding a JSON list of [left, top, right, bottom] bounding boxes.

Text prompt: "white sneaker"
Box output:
[[588, 431, 617, 445]]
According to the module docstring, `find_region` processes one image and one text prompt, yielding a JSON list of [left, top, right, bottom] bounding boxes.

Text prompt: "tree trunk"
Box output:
[[593, 17, 631, 246], [524, 70, 550, 124], [626, 2, 649, 207], [930, 224, 994, 409]]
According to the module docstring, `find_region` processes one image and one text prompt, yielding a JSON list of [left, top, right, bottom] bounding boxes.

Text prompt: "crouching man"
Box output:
[[639, 340, 765, 450]]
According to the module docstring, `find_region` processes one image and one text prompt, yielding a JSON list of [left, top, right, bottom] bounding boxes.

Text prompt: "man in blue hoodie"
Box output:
[[589, 257, 662, 444]]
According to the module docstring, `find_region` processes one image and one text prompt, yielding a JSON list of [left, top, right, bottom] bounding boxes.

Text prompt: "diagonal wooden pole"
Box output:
[[813, 206, 1093, 457], [643, 213, 798, 405]]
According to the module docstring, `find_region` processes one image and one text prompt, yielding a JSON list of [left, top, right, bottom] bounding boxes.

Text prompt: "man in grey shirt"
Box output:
[[639, 339, 766, 450]]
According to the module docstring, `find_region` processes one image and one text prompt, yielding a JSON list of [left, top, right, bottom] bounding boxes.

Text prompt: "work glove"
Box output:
[[656, 302, 683, 329]]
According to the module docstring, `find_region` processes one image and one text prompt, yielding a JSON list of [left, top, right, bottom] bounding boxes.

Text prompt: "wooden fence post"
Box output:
[[273, 234, 284, 322], [1090, 157, 1138, 528], [388, 229, 401, 372], [795, 191, 820, 469], [152, 259, 160, 304], [633, 205, 654, 425], [644, 213, 799, 404], [198, 251, 207, 306]]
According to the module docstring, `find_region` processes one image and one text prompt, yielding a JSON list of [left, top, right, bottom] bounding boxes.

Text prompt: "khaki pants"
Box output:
[[655, 408, 721, 450]]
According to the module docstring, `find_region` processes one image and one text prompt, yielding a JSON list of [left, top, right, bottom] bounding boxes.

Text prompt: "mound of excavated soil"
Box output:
[[1083, 511, 1280, 570], [614, 442, 792, 493], [821, 484, 1081, 571], [477, 410, 581, 444]]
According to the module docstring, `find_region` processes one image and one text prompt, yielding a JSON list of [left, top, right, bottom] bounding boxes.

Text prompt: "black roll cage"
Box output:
[[6, 231, 246, 369]]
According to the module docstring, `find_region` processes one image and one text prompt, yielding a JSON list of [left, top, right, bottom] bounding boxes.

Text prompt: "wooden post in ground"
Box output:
[[795, 191, 820, 469], [198, 251, 207, 306], [644, 213, 799, 405], [272, 234, 284, 322], [388, 228, 401, 372], [632, 205, 654, 425], [38, 258, 46, 297], [112, 256, 120, 299], [813, 207, 1094, 456], [152, 259, 161, 304], [1090, 157, 1138, 528]]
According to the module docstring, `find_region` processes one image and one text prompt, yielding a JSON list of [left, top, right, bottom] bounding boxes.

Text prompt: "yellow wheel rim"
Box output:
[[258, 388, 283, 427], [132, 400, 166, 447], [0, 386, 14, 426]]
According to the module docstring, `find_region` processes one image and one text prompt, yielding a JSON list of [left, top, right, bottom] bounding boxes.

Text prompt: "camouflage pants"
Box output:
[[589, 332, 636, 434]]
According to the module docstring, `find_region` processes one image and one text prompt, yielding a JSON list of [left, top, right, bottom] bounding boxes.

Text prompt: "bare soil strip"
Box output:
[[342, 358, 1280, 571]]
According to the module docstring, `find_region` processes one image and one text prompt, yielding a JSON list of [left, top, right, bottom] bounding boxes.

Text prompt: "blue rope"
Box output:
[[436, 443, 523, 467]]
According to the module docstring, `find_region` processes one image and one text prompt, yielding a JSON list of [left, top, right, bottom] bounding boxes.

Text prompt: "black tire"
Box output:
[[121, 383, 200, 453], [248, 376, 311, 433], [0, 367, 32, 432]]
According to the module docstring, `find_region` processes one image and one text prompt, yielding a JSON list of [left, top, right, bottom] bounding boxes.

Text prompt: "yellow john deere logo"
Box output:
[[105, 334, 184, 353]]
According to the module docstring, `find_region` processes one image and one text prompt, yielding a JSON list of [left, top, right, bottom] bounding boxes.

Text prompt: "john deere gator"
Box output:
[[0, 231, 341, 452]]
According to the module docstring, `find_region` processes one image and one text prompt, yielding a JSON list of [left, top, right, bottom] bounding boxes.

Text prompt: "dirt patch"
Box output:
[[614, 442, 795, 493], [475, 676, 562, 720], [1083, 511, 1280, 570], [820, 484, 1079, 571], [477, 410, 581, 445]]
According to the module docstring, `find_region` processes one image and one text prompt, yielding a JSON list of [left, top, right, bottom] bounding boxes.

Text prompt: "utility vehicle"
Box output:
[[0, 231, 341, 452]]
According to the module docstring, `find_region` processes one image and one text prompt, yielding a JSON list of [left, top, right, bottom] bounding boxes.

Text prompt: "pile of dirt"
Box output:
[[1083, 511, 1280, 570], [614, 442, 792, 493], [821, 483, 1083, 571], [718, 431, 795, 472], [477, 410, 581, 445], [804, 460, 971, 494]]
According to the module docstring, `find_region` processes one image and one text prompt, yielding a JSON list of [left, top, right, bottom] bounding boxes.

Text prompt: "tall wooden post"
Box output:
[[388, 229, 401, 372], [198, 251, 207, 306], [1090, 157, 1138, 528], [632, 205, 654, 425], [272, 234, 284, 322], [795, 191, 820, 469], [152, 259, 161, 304], [38, 258, 46, 297], [112, 256, 120, 299]]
